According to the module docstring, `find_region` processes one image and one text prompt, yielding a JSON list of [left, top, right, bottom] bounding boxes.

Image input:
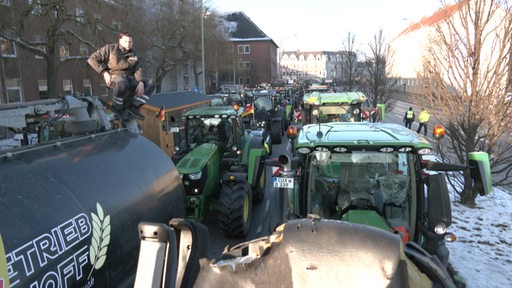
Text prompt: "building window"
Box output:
[[238, 61, 251, 70], [112, 20, 121, 31], [94, 14, 103, 31], [238, 77, 250, 85], [59, 45, 69, 61], [38, 79, 48, 99], [34, 35, 45, 59], [76, 8, 85, 24], [63, 79, 73, 95], [1, 37, 16, 57], [6, 79, 22, 103], [237, 44, 250, 54], [83, 79, 92, 96], [100, 82, 108, 97], [28, 0, 42, 14], [0, 0, 11, 7], [80, 44, 89, 57]]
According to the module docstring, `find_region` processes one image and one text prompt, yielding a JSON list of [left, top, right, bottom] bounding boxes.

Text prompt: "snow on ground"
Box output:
[[449, 187, 512, 287]]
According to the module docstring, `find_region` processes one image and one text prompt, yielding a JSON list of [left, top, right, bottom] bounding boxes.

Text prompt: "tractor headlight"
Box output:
[[189, 171, 202, 180], [352, 108, 360, 115], [297, 147, 311, 154], [434, 222, 447, 235], [417, 148, 432, 155]]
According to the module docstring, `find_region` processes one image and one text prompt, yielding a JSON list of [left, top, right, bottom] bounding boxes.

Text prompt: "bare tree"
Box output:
[[360, 29, 399, 112], [127, 0, 187, 92], [419, 0, 512, 206], [127, 0, 229, 93], [340, 32, 362, 91], [0, 0, 115, 99], [202, 13, 233, 93]]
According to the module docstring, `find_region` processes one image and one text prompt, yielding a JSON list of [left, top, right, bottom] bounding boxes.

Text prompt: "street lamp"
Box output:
[[200, 0, 206, 94]]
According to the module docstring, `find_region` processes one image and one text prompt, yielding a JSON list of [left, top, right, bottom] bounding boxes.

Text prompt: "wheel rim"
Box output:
[[243, 192, 250, 222], [259, 167, 266, 189]]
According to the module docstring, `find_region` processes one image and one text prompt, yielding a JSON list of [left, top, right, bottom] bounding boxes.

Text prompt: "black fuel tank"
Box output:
[[0, 130, 186, 287]]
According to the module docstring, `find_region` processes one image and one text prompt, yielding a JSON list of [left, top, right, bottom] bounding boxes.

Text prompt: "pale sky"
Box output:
[[208, 0, 442, 52]]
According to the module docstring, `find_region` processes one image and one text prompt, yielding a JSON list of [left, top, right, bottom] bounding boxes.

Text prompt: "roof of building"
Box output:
[[395, 0, 467, 38], [146, 91, 210, 111], [224, 12, 276, 46]]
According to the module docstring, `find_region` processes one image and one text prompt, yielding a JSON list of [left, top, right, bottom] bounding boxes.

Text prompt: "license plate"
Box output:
[[273, 177, 294, 188]]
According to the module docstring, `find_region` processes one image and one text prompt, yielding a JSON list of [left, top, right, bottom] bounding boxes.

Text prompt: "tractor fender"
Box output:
[[242, 135, 267, 187]]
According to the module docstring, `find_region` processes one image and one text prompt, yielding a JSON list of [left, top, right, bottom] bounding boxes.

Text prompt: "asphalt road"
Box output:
[[204, 136, 292, 260]]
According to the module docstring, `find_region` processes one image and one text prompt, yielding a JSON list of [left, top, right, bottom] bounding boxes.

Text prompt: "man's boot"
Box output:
[[126, 105, 145, 120], [132, 95, 149, 107]]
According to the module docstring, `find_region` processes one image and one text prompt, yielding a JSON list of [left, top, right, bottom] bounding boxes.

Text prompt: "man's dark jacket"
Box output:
[[88, 43, 144, 81]]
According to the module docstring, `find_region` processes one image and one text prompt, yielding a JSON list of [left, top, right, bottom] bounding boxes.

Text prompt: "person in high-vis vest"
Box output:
[[416, 108, 431, 136], [403, 107, 415, 129]]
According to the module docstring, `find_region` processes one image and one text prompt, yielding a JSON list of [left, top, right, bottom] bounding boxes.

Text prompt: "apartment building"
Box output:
[[280, 50, 356, 86]]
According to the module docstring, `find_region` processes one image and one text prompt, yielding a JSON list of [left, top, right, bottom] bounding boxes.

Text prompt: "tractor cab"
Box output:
[[302, 92, 372, 124], [307, 150, 416, 235], [186, 115, 236, 151]]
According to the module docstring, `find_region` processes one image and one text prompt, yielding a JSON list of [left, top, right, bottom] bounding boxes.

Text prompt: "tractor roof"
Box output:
[[294, 122, 432, 153], [304, 92, 366, 105], [183, 106, 240, 118]]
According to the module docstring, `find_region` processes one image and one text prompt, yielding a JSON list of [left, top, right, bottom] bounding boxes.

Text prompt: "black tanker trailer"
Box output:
[[0, 96, 186, 287]]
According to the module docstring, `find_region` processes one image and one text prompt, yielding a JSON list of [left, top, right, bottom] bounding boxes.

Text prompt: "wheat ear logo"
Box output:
[[88, 202, 111, 279]]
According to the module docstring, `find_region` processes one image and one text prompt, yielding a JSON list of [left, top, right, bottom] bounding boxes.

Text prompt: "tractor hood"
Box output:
[[176, 143, 219, 174], [341, 210, 391, 232], [295, 122, 432, 152]]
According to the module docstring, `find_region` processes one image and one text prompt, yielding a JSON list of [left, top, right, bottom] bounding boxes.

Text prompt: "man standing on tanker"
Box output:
[[88, 32, 155, 120]]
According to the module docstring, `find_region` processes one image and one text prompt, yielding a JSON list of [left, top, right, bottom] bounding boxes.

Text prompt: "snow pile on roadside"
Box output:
[[448, 187, 512, 287]]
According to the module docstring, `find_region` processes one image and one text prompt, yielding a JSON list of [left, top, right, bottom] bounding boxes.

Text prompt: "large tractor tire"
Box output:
[[252, 165, 266, 202], [218, 182, 252, 237], [270, 121, 282, 144]]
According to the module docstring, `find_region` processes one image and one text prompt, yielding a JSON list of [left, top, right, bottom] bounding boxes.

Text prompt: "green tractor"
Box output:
[[300, 91, 383, 124], [249, 89, 289, 144], [171, 106, 268, 237], [270, 122, 491, 285]]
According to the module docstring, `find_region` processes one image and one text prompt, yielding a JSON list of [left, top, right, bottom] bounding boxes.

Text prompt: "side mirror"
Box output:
[[468, 152, 492, 196], [426, 173, 452, 230], [422, 151, 492, 196]]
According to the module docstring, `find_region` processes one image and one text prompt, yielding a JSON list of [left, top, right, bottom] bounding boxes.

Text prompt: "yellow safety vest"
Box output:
[[406, 110, 414, 119], [418, 111, 430, 123]]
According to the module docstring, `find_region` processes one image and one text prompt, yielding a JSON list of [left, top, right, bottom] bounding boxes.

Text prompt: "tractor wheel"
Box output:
[[253, 165, 266, 202], [270, 122, 282, 144], [218, 182, 252, 237]]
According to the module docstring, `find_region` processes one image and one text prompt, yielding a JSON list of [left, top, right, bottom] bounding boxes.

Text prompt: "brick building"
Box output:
[[220, 12, 278, 87], [0, 0, 127, 104]]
